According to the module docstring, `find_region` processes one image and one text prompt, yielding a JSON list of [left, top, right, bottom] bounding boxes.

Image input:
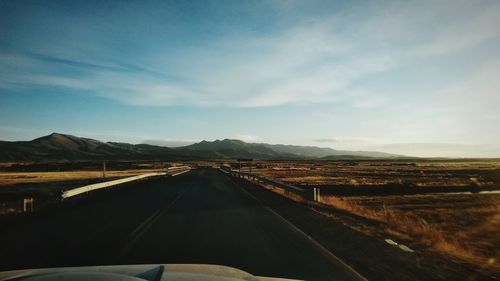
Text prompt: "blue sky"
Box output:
[[1, 0, 500, 157]]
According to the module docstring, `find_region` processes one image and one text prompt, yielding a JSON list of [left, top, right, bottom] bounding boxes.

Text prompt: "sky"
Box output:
[[1, 0, 500, 157]]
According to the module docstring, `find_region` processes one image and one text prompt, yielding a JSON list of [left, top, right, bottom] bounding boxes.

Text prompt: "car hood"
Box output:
[[0, 264, 301, 281]]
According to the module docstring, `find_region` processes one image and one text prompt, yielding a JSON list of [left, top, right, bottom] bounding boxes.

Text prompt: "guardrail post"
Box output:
[[316, 188, 321, 203], [311, 188, 322, 202], [23, 197, 34, 212]]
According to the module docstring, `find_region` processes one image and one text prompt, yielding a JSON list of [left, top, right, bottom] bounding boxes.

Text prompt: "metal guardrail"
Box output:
[[167, 166, 191, 171], [238, 171, 306, 193], [62, 166, 191, 199], [220, 168, 322, 202], [167, 166, 191, 176]]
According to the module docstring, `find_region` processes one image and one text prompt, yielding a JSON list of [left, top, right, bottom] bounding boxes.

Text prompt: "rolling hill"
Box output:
[[0, 133, 403, 161]]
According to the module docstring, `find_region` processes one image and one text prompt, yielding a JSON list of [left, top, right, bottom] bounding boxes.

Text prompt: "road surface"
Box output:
[[0, 169, 362, 281]]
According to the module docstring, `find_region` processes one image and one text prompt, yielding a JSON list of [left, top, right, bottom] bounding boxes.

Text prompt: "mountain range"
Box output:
[[0, 133, 403, 161]]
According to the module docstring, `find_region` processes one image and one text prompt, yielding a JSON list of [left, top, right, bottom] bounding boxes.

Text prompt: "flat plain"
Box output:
[[243, 160, 500, 272], [1, 159, 499, 277]]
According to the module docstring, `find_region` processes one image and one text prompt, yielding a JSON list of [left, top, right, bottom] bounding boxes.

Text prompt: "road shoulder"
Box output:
[[229, 174, 497, 281]]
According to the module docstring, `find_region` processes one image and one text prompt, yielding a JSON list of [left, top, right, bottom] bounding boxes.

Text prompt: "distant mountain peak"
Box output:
[[34, 132, 67, 140], [218, 139, 245, 144], [0, 133, 405, 161], [33, 132, 73, 143]]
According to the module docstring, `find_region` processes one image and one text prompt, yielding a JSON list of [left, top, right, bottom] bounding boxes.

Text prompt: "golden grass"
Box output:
[[261, 183, 307, 203], [323, 195, 499, 270], [246, 176, 500, 271], [252, 160, 500, 187], [0, 169, 164, 186]]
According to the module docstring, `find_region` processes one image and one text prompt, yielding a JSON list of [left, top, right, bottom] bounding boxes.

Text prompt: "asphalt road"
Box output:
[[0, 169, 362, 281]]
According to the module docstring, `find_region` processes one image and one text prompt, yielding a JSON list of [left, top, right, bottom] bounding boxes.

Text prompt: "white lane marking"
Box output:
[[385, 239, 398, 246], [224, 175, 368, 281], [385, 239, 415, 253], [398, 244, 415, 253]]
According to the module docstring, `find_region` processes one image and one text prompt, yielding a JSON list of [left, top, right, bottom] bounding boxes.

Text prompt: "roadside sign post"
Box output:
[[237, 158, 253, 177]]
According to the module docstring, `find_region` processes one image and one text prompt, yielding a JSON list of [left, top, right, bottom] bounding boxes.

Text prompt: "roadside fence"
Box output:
[[220, 167, 321, 202]]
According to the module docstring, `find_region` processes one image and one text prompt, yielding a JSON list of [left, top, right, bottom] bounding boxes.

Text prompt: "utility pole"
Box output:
[[102, 161, 106, 178]]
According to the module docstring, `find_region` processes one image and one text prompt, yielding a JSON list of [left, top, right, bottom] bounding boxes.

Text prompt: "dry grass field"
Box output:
[[244, 160, 500, 272], [0, 169, 164, 186], [0, 160, 194, 186], [251, 160, 500, 188], [2, 160, 499, 271], [320, 194, 500, 269], [0, 161, 184, 215]]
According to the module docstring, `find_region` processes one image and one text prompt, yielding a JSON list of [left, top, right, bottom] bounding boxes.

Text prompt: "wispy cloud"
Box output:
[[1, 0, 499, 108], [314, 136, 382, 147], [1, 0, 500, 156], [234, 134, 260, 142], [313, 136, 500, 157]]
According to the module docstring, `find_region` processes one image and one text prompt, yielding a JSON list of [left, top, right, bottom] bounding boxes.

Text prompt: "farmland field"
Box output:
[[241, 160, 500, 272], [2, 159, 499, 272], [0, 161, 185, 215], [346, 193, 500, 265], [0, 169, 166, 186], [250, 160, 500, 188]]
